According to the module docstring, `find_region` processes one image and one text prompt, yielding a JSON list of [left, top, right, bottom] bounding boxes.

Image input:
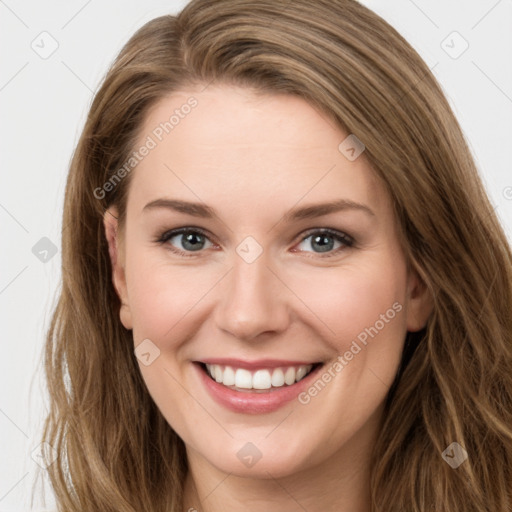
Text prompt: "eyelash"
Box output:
[[155, 226, 355, 258]]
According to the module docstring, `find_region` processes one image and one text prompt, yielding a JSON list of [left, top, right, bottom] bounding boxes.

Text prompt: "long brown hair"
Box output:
[[41, 1, 512, 510]]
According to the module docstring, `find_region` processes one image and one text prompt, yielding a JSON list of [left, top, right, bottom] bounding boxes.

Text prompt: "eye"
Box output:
[[293, 228, 354, 257], [156, 226, 354, 258], [156, 228, 215, 256]]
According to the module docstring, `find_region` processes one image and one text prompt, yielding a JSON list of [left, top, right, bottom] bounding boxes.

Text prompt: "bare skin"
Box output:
[[104, 85, 432, 512]]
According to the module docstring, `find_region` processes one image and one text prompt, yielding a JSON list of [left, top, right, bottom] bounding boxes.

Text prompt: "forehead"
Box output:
[[127, 85, 387, 219]]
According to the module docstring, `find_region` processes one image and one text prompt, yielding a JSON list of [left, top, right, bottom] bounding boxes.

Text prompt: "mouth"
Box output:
[[193, 359, 325, 414], [198, 361, 322, 393]]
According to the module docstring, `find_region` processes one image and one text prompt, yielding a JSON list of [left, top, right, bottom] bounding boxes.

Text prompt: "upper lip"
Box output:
[[196, 358, 321, 370]]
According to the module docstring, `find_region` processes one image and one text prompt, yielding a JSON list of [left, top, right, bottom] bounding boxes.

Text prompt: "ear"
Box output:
[[405, 268, 433, 332], [103, 207, 133, 330]]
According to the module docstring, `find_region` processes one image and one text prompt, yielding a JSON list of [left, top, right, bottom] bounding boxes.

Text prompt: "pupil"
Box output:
[[312, 234, 333, 253], [183, 233, 204, 251]]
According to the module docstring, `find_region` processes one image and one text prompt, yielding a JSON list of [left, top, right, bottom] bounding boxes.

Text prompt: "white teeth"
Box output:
[[235, 368, 252, 389], [252, 369, 272, 390], [271, 368, 285, 387], [295, 366, 308, 381], [204, 363, 314, 390], [223, 366, 236, 386], [284, 367, 295, 385]]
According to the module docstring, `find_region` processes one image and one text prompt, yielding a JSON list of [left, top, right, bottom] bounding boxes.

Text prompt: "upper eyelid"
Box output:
[[159, 226, 353, 249], [161, 226, 217, 244]]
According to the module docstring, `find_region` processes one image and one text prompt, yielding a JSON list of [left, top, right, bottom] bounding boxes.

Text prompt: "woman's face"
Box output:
[[105, 85, 431, 479]]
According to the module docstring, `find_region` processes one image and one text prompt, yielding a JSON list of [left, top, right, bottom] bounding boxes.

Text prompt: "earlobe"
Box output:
[[405, 269, 434, 332], [103, 207, 133, 330]]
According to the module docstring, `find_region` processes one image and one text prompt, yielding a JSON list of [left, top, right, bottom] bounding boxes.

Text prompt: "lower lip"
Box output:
[[194, 363, 323, 414]]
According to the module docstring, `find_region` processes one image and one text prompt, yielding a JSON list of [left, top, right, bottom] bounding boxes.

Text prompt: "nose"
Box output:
[[213, 250, 290, 341]]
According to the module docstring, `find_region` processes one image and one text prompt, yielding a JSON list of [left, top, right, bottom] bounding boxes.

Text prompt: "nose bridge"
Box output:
[[214, 242, 289, 340]]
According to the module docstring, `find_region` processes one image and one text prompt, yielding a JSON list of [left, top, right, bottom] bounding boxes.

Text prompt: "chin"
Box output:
[[188, 433, 320, 479]]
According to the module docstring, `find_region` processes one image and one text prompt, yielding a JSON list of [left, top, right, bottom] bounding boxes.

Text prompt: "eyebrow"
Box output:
[[142, 198, 375, 221]]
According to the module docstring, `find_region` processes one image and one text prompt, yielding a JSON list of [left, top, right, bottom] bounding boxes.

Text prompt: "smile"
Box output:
[[194, 359, 324, 414], [204, 363, 315, 391]]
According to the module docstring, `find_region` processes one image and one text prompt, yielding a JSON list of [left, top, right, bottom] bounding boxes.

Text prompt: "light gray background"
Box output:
[[1, 1, 511, 510]]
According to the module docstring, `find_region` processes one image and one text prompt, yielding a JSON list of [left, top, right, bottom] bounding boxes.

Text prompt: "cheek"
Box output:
[[285, 256, 408, 356], [126, 240, 409, 352], [125, 247, 223, 343]]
